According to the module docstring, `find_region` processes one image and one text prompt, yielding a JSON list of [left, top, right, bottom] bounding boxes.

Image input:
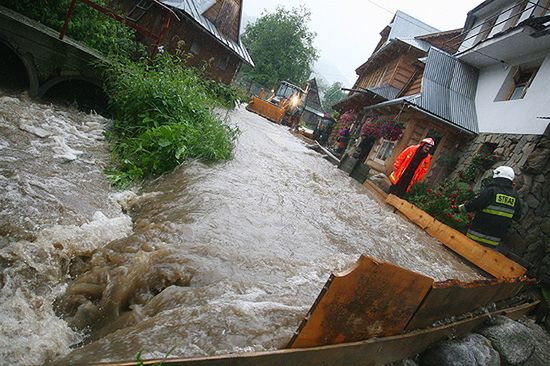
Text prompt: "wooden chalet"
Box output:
[[115, 0, 254, 84], [333, 11, 475, 185], [301, 78, 327, 129]]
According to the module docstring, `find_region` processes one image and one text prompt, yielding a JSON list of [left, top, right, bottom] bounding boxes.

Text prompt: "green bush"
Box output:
[[103, 54, 238, 187], [407, 180, 476, 233], [2, 0, 142, 58]]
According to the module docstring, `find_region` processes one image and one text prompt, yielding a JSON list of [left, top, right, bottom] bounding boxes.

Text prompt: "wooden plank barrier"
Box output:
[[287, 254, 531, 349], [95, 302, 538, 366], [95, 301, 538, 366], [385, 194, 526, 279], [245, 96, 285, 124]]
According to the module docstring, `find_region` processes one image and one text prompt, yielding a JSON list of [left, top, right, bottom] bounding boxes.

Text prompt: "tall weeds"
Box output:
[[103, 55, 238, 187]]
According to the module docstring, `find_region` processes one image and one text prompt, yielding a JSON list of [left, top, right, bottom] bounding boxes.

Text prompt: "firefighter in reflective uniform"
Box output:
[[459, 166, 522, 252]]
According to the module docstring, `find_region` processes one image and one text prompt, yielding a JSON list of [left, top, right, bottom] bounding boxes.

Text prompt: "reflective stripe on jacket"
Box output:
[[464, 178, 522, 247], [389, 144, 431, 192]]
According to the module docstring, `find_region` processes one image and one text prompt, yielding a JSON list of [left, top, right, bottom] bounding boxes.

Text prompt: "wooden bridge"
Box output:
[[0, 5, 106, 99]]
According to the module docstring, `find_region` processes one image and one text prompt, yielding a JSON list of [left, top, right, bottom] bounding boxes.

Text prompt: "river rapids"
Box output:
[[0, 90, 486, 365]]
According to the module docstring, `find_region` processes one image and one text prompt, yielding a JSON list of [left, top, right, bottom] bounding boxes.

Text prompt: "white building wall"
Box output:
[[475, 51, 550, 134]]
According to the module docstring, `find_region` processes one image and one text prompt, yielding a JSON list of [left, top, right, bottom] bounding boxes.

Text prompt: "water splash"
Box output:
[[1, 92, 486, 365]]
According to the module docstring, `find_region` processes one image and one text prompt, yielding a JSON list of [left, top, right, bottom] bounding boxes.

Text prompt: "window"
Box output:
[[504, 1, 529, 29], [508, 67, 538, 100], [190, 41, 201, 55], [534, 0, 550, 16], [216, 55, 230, 71], [376, 65, 389, 87], [474, 15, 498, 45], [374, 139, 396, 162]]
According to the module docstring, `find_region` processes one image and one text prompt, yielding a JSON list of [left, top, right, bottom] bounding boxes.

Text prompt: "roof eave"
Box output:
[[364, 98, 477, 135]]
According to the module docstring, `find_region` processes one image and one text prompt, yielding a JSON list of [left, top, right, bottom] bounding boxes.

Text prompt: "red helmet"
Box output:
[[421, 137, 435, 146]]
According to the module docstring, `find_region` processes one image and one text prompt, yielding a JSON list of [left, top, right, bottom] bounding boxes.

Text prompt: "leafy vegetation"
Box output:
[[103, 54, 239, 187], [360, 119, 404, 141], [4, 1, 244, 187], [240, 5, 319, 89], [407, 181, 476, 233], [1, 0, 142, 58], [321, 82, 347, 112], [404, 151, 501, 232]]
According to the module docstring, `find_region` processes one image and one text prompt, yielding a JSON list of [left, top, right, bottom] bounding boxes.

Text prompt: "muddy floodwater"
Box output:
[[0, 91, 486, 365]]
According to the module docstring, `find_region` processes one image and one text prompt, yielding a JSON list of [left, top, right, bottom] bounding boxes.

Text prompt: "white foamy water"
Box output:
[[1, 91, 486, 365], [0, 91, 133, 365]]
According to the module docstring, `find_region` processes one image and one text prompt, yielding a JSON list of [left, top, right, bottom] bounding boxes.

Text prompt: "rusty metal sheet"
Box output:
[[405, 277, 530, 331], [93, 301, 539, 366], [287, 255, 434, 348]]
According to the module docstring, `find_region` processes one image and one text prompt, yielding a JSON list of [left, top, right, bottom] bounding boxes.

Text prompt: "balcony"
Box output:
[[456, 0, 550, 67]]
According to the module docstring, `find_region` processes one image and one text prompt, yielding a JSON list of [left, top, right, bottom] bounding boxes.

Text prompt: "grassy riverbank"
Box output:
[[103, 55, 242, 187], [3, 1, 246, 188]]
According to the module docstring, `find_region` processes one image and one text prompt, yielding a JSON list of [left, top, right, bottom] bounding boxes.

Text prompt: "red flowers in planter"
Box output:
[[361, 120, 404, 141], [406, 181, 477, 233]]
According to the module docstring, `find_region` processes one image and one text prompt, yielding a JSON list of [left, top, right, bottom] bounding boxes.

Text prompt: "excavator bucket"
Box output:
[[246, 96, 286, 124]]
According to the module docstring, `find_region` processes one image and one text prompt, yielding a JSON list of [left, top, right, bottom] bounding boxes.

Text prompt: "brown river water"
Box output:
[[0, 90, 485, 365]]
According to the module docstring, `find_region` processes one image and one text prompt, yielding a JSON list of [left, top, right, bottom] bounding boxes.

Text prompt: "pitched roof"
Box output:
[[385, 10, 439, 51], [357, 11, 440, 74], [393, 48, 479, 133], [162, 0, 254, 66], [354, 48, 479, 134], [305, 78, 324, 113]]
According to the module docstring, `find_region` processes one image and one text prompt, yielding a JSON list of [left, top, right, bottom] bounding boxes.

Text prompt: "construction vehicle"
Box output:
[[246, 80, 307, 125]]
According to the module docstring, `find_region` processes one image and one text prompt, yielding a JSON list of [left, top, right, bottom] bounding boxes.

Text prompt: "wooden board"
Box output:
[[362, 180, 389, 204], [405, 278, 527, 330], [94, 301, 539, 366], [385, 194, 526, 278], [245, 97, 285, 124], [287, 255, 434, 348]]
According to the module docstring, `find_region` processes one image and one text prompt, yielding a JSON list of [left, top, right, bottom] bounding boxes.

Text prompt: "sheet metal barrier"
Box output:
[[287, 255, 434, 348], [288, 255, 530, 348]]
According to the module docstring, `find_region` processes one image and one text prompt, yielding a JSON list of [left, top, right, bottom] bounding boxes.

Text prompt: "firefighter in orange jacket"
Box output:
[[389, 138, 434, 197]]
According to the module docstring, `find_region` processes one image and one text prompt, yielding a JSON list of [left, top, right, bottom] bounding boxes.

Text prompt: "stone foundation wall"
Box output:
[[450, 133, 550, 275]]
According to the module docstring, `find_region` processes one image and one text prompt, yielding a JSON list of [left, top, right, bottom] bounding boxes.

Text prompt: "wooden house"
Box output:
[[114, 0, 254, 84], [301, 78, 327, 129], [336, 3, 550, 266], [333, 11, 473, 185]]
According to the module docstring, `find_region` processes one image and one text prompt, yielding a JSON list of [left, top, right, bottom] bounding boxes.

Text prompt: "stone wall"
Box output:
[[450, 132, 550, 275]]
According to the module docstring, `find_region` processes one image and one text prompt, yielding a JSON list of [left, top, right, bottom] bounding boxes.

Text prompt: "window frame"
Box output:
[[506, 66, 538, 100], [373, 139, 396, 164], [190, 40, 201, 55]]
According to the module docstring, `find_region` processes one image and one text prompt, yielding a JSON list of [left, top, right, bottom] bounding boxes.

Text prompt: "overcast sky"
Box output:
[[242, 0, 483, 88]]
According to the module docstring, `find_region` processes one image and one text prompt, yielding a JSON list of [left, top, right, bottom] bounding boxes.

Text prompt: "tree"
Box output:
[[321, 82, 347, 112], [240, 6, 319, 89]]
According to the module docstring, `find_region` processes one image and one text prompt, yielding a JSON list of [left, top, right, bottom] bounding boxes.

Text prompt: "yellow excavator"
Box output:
[[246, 81, 307, 126]]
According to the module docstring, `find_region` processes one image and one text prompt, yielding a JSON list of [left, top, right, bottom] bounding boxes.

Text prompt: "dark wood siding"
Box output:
[[116, 0, 241, 84]]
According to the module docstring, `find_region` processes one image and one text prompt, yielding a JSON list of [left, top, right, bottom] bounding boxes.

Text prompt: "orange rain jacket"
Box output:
[[389, 144, 431, 192]]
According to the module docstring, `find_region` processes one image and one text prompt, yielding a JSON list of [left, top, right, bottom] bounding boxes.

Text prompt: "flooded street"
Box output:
[[0, 91, 485, 365]]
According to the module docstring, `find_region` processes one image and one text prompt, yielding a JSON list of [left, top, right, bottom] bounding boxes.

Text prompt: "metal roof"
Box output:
[[367, 85, 400, 100], [161, 0, 254, 66], [408, 48, 479, 133], [387, 10, 439, 51], [362, 48, 479, 134]]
